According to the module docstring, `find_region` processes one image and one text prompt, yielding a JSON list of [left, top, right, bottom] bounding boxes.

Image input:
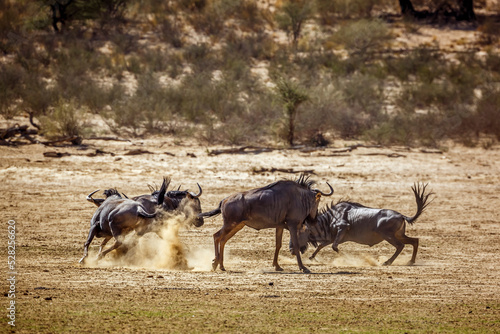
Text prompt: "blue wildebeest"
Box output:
[[292, 183, 433, 265], [87, 178, 205, 227], [79, 178, 168, 264], [199, 175, 334, 273]]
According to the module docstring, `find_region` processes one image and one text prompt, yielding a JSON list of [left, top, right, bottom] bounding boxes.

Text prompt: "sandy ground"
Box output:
[[1, 136, 499, 332]]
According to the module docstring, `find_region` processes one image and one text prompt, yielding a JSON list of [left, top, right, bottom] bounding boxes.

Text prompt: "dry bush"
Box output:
[[331, 18, 392, 56], [474, 85, 500, 140], [386, 47, 444, 83], [478, 19, 500, 45], [39, 100, 89, 139], [316, 0, 383, 23], [0, 64, 24, 119]]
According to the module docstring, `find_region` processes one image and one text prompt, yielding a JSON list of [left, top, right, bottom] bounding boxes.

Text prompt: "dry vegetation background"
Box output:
[[1, 0, 500, 333]]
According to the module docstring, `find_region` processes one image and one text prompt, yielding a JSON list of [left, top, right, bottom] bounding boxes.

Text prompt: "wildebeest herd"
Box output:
[[79, 175, 433, 273]]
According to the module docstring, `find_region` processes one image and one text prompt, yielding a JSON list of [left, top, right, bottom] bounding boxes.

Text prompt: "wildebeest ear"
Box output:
[[315, 193, 322, 200]]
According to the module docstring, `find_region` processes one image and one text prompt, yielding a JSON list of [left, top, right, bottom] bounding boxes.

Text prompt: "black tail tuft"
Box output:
[[405, 182, 434, 224]]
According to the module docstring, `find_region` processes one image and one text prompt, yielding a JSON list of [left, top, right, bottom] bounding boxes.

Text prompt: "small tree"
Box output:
[[276, 0, 314, 49], [275, 78, 308, 146]]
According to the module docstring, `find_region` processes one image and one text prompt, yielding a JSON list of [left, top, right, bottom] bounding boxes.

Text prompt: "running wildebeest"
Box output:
[[199, 175, 334, 273], [79, 178, 168, 264], [292, 183, 433, 265], [87, 178, 204, 227]]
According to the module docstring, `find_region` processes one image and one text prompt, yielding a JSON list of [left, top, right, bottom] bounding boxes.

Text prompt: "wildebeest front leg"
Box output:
[[288, 223, 310, 273], [309, 241, 333, 260], [79, 224, 99, 264], [332, 224, 348, 253], [273, 227, 284, 271]]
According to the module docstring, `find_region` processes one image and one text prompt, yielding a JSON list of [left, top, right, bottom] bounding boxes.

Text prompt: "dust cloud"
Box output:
[[83, 213, 213, 271]]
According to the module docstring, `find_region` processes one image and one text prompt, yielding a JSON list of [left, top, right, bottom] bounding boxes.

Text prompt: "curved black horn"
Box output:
[[86, 189, 100, 201], [177, 185, 181, 191], [189, 183, 202, 198], [313, 182, 334, 196]]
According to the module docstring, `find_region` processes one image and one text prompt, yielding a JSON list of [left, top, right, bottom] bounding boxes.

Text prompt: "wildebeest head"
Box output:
[[289, 223, 312, 255], [86, 188, 122, 207], [166, 184, 204, 227], [295, 174, 334, 223]]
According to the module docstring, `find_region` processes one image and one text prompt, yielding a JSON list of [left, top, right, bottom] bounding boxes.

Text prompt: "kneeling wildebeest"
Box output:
[[293, 183, 433, 266], [79, 178, 168, 264], [199, 175, 334, 273], [87, 177, 204, 227]]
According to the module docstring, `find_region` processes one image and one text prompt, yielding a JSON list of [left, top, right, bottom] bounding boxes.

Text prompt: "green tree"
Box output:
[[276, 0, 314, 49], [275, 78, 309, 146]]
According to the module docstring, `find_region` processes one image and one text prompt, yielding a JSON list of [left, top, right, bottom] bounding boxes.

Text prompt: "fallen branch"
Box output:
[[43, 151, 71, 158], [360, 152, 406, 158], [252, 167, 315, 175], [420, 149, 443, 154], [86, 149, 115, 157], [208, 146, 273, 155], [40, 136, 82, 146], [124, 149, 153, 156], [0, 124, 39, 145], [86, 136, 131, 142]]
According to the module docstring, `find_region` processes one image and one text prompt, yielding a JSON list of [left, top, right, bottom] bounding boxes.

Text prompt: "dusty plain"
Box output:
[[1, 136, 499, 333]]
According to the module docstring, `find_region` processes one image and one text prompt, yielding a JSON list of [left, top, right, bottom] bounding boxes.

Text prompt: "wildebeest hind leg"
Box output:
[[381, 235, 405, 266], [399, 235, 419, 265], [213, 222, 245, 271], [212, 229, 223, 271], [273, 227, 284, 271], [98, 239, 122, 260], [96, 236, 112, 259]]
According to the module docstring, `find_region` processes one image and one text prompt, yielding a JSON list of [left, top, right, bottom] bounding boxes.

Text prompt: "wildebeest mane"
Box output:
[[103, 188, 121, 198], [260, 174, 316, 191], [334, 198, 368, 208]]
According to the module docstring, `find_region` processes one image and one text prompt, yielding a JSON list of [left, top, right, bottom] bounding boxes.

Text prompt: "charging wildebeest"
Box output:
[[292, 183, 433, 265], [87, 178, 204, 227], [79, 178, 168, 264], [199, 175, 334, 273]]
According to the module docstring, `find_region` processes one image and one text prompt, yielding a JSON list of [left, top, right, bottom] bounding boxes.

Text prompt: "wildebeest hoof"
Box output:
[[332, 246, 339, 253], [406, 260, 415, 266], [275, 266, 284, 272], [78, 257, 86, 264], [382, 261, 392, 266], [301, 267, 311, 274]]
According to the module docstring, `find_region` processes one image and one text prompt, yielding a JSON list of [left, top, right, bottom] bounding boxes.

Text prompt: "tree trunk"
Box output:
[[398, 0, 415, 15], [459, 0, 476, 21], [287, 110, 295, 146]]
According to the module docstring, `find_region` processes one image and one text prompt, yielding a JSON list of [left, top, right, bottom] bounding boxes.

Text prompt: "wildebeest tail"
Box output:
[[198, 201, 222, 218], [404, 182, 434, 225]]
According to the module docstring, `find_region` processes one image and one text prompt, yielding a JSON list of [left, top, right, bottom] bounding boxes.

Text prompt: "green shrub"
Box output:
[[0, 64, 25, 119], [475, 85, 500, 140], [39, 100, 89, 139], [386, 47, 444, 83], [337, 72, 385, 117], [316, 0, 383, 22], [331, 18, 391, 56]]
